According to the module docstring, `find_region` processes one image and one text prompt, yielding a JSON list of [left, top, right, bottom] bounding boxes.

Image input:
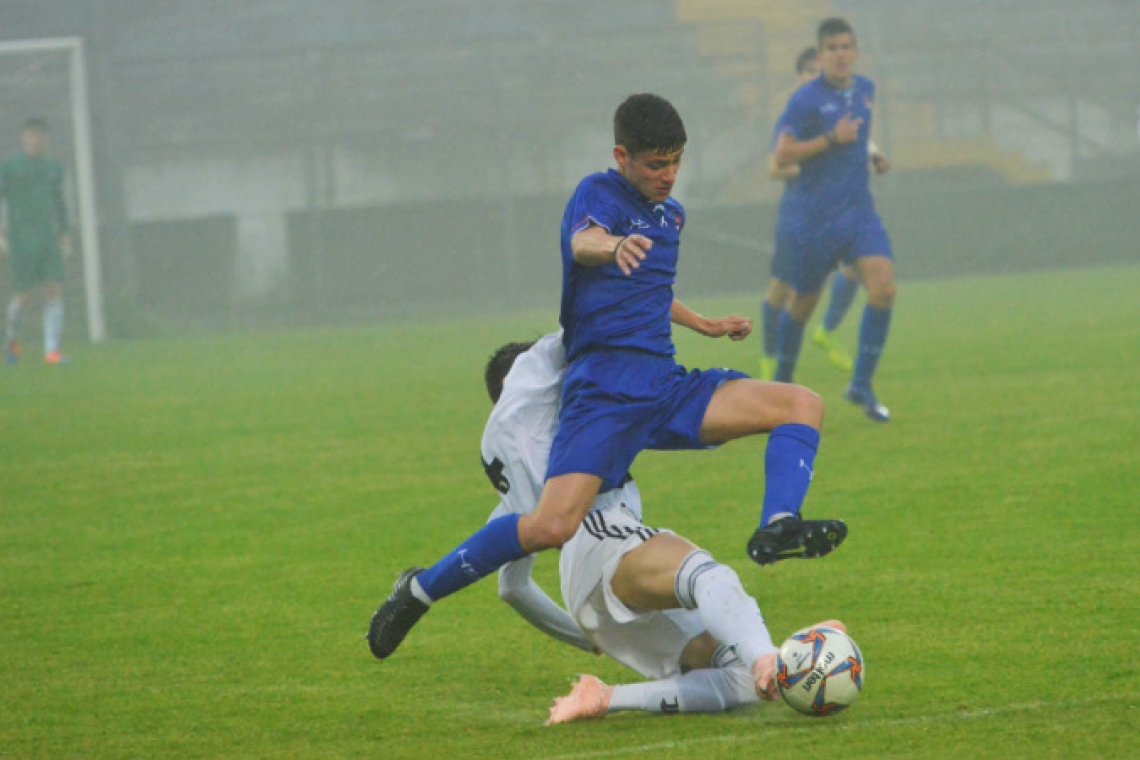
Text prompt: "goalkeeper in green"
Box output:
[[1, 118, 71, 365]]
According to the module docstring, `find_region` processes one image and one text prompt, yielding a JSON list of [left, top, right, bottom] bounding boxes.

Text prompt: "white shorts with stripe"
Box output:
[[559, 505, 706, 680]]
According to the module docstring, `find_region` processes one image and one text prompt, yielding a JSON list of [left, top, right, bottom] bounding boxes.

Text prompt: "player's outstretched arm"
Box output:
[[498, 555, 596, 653], [671, 299, 752, 341]]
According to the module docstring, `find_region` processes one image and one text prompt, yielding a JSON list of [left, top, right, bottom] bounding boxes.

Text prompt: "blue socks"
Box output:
[[761, 300, 779, 359], [414, 513, 526, 602], [774, 311, 806, 383], [852, 305, 892, 390], [824, 272, 858, 332], [761, 423, 820, 526]]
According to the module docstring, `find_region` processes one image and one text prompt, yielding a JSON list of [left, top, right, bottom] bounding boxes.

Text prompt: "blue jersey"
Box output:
[[558, 169, 685, 361], [775, 75, 876, 224]]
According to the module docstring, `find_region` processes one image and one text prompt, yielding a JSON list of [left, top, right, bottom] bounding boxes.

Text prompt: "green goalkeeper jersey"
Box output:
[[0, 153, 68, 247]]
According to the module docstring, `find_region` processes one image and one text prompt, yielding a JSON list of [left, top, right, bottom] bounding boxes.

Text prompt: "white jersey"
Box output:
[[480, 330, 642, 520], [482, 330, 641, 654]]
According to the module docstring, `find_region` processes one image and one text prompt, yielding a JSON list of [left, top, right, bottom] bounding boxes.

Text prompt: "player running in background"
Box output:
[[0, 118, 71, 365], [771, 19, 896, 422], [761, 44, 891, 383], [368, 93, 847, 662]]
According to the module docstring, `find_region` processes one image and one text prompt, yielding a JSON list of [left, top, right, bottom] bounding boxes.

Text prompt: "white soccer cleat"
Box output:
[[545, 674, 612, 725]]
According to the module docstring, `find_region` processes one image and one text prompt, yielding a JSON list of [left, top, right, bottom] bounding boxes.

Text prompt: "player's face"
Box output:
[[819, 33, 858, 86], [21, 128, 48, 157], [614, 146, 684, 203]]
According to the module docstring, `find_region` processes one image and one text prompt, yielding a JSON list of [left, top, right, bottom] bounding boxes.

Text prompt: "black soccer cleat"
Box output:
[[747, 515, 847, 566], [367, 566, 429, 659]]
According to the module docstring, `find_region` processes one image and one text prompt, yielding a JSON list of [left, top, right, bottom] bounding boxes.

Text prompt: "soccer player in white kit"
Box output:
[[478, 331, 845, 722]]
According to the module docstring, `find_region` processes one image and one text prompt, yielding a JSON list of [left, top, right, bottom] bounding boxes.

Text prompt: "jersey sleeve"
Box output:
[[565, 176, 624, 237], [497, 554, 595, 653], [775, 90, 814, 140]]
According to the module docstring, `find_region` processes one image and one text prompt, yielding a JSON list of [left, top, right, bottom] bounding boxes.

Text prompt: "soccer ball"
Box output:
[[776, 626, 864, 716]]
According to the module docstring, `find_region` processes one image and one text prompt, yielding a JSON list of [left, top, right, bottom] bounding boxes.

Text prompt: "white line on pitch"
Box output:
[[543, 695, 1126, 760]]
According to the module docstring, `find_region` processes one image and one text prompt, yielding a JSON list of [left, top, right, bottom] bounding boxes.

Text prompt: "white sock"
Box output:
[[674, 550, 776, 668], [5, 297, 20, 341], [409, 576, 434, 606], [607, 660, 758, 715], [43, 297, 63, 355]]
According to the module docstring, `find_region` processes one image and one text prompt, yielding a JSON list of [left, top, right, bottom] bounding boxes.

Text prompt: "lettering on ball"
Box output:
[[800, 650, 835, 691]]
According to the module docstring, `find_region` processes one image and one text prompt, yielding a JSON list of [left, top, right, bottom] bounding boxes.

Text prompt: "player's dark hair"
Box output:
[[485, 340, 536, 403], [796, 47, 818, 74], [817, 17, 856, 47], [613, 93, 686, 157], [23, 117, 48, 133]]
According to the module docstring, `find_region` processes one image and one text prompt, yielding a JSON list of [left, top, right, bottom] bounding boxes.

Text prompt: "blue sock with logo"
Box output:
[[761, 300, 779, 358], [824, 272, 858, 332], [414, 513, 525, 602], [852, 305, 892, 390], [774, 311, 806, 383], [761, 423, 820, 526]]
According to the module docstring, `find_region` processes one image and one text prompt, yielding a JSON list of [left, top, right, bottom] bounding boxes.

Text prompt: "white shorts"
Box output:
[[559, 506, 707, 680]]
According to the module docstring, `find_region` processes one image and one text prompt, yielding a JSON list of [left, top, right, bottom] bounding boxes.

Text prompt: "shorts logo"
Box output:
[[583, 510, 657, 542]]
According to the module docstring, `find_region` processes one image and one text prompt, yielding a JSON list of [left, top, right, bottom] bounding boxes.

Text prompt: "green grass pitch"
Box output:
[[1, 264, 1137, 759]]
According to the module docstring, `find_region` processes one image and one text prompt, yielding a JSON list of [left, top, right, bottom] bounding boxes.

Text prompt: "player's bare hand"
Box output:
[[871, 153, 891, 175], [753, 653, 779, 701], [833, 113, 862, 144], [809, 619, 847, 634], [701, 315, 752, 340], [614, 234, 651, 276]]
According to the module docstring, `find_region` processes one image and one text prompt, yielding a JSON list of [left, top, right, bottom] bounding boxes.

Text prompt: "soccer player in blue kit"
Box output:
[[771, 18, 896, 423], [368, 94, 847, 661]]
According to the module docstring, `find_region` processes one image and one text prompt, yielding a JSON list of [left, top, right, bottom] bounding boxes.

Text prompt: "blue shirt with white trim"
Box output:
[[558, 168, 685, 361]]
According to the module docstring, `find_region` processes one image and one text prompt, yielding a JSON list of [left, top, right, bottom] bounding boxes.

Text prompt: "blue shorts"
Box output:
[[780, 208, 892, 294], [547, 350, 749, 491]]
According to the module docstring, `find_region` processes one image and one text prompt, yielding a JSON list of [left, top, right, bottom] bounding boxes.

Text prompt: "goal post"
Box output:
[[0, 37, 105, 343]]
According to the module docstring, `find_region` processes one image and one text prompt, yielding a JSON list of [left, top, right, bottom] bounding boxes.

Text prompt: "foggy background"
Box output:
[[1, 0, 1137, 337]]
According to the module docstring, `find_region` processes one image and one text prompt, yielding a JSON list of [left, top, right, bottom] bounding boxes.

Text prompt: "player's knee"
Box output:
[[520, 514, 579, 551], [785, 385, 824, 427], [866, 279, 896, 309]]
